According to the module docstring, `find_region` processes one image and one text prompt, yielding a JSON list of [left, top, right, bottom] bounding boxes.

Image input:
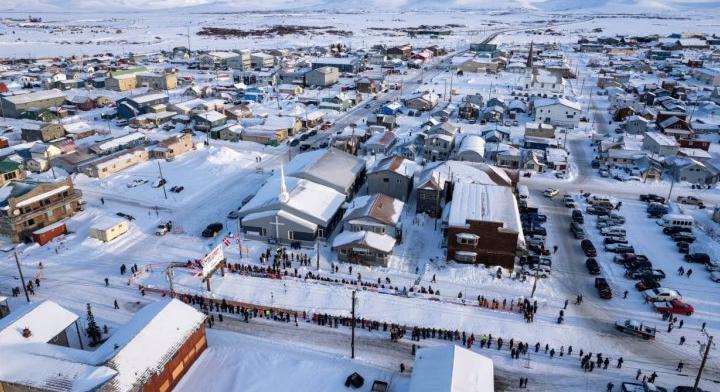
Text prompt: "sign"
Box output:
[[202, 244, 225, 278]]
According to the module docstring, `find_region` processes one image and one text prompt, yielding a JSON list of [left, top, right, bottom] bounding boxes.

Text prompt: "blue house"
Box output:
[[380, 101, 403, 116], [116, 92, 169, 119], [242, 87, 265, 103]]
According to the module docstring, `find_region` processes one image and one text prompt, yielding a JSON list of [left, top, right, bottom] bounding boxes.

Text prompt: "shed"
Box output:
[[90, 216, 129, 242], [32, 221, 67, 246], [409, 344, 494, 392]]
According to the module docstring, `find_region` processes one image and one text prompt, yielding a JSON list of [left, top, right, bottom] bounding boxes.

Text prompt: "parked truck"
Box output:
[[615, 319, 656, 340]]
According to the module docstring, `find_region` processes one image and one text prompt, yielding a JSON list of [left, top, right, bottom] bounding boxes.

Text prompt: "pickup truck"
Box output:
[[615, 319, 657, 340], [676, 195, 705, 208]]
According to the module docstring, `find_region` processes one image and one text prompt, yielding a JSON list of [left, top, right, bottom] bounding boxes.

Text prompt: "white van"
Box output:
[[660, 214, 694, 228], [588, 194, 618, 208]]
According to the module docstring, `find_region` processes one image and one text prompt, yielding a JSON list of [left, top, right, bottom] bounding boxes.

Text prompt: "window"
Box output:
[[47, 210, 53, 218], [456, 233, 479, 246], [26, 218, 35, 226], [383, 178, 389, 183], [288, 231, 294, 240]]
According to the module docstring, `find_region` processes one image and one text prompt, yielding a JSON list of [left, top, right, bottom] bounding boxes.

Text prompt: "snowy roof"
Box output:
[[285, 148, 365, 195], [369, 155, 416, 177], [343, 193, 404, 226], [447, 182, 521, 234], [15, 185, 69, 209], [91, 216, 128, 231], [63, 121, 93, 134], [645, 132, 678, 147], [409, 345, 494, 392], [129, 92, 167, 105], [0, 300, 78, 345], [457, 134, 486, 155], [2, 89, 66, 105], [417, 161, 512, 191], [195, 110, 226, 122], [332, 230, 396, 253], [93, 132, 145, 152], [0, 348, 116, 392], [99, 300, 205, 392], [365, 130, 397, 147], [240, 176, 345, 225], [533, 97, 581, 111]]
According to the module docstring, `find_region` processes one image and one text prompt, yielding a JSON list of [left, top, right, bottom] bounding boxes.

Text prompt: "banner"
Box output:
[[202, 244, 225, 278]]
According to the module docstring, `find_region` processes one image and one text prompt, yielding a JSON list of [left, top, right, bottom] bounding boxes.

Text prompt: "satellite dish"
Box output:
[[13, 209, 20, 216]]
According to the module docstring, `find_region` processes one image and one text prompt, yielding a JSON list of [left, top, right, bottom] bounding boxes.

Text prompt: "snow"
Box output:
[[447, 182, 521, 234], [332, 230, 396, 253], [2, 89, 66, 104], [409, 345, 494, 392], [175, 329, 408, 392], [0, 300, 77, 345], [15, 185, 69, 208]]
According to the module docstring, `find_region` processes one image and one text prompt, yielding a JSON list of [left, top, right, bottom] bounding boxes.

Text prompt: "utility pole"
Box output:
[[14, 251, 30, 302], [693, 335, 713, 392], [315, 239, 320, 271], [237, 217, 243, 261], [351, 290, 356, 359], [166, 265, 174, 298], [530, 269, 539, 298], [157, 161, 168, 200], [667, 173, 676, 203]]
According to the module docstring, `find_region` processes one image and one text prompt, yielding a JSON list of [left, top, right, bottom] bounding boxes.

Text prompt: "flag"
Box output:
[[222, 236, 231, 247]]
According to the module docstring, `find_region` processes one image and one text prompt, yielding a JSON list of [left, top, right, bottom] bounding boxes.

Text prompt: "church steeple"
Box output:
[[527, 41, 534, 69], [279, 161, 289, 203]]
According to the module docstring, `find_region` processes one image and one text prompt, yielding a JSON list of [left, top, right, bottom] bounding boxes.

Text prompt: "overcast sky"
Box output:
[[2, 0, 719, 12]]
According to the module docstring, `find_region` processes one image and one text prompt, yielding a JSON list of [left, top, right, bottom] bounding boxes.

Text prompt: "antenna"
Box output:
[[279, 161, 289, 203]]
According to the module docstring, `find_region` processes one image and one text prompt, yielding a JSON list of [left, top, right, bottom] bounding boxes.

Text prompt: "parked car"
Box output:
[[653, 299, 694, 316], [155, 221, 173, 236], [543, 188, 559, 197], [671, 233, 695, 243], [604, 236, 628, 245], [684, 253, 710, 264], [615, 319, 656, 340], [621, 382, 666, 392], [116, 212, 135, 221], [586, 258, 601, 275], [640, 194, 666, 203], [564, 199, 576, 208], [709, 270, 720, 283], [605, 243, 635, 253], [646, 202, 669, 217], [663, 226, 692, 235], [126, 178, 149, 188], [642, 288, 682, 302], [677, 195, 705, 208], [705, 260, 720, 272], [627, 269, 666, 281], [581, 239, 597, 257], [676, 241, 690, 254], [635, 277, 661, 291], [600, 226, 626, 236], [152, 178, 167, 188], [202, 223, 224, 238], [586, 206, 611, 216], [572, 209, 584, 224], [595, 277, 612, 299]]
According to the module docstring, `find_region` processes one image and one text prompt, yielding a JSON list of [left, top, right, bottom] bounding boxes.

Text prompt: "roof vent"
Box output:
[[22, 327, 32, 338]]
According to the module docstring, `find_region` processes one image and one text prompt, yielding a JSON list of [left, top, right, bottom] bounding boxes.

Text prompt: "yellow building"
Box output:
[[90, 216, 129, 242]]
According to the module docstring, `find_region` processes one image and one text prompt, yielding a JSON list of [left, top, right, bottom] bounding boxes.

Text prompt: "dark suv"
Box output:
[[581, 239, 597, 257], [685, 253, 710, 264]]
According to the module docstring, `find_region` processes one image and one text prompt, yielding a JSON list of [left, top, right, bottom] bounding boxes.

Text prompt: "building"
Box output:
[[524, 72, 565, 98], [0, 299, 206, 392], [227, 50, 252, 70], [305, 66, 339, 87], [387, 45, 413, 60], [193, 110, 227, 131], [364, 130, 397, 155], [0, 89, 67, 118], [105, 73, 138, 91], [445, 182, 522, 268], [524, 122, 555, 138], [367, 155, 416, 202], [643, 132, 679, 157], [251, 52, 275, 69], [533, 98, 581, 128], [136, 72, 178, 90], [668, 157, 720, 185], [285, 148, 366, 198], [623, 115, 650, 135], [117, 92, 170, 119], [90, 216, 129, 242], [332, 230, 396, 266], [199, 51, 240, 69], [239, 165, 346, 245], [454, 134, 486, 163], [409, 345, 494, 392], [81, 148, 150, 179], [21, 123, 66, 142], [0, 160, 25, 187], [89, 132, 147, 156], [416, 161, 513, 218], [406, 93, 439, 111], [311, 57, 362, 74], [0, 178, 83, 243], [151, 133, 194, 160]]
